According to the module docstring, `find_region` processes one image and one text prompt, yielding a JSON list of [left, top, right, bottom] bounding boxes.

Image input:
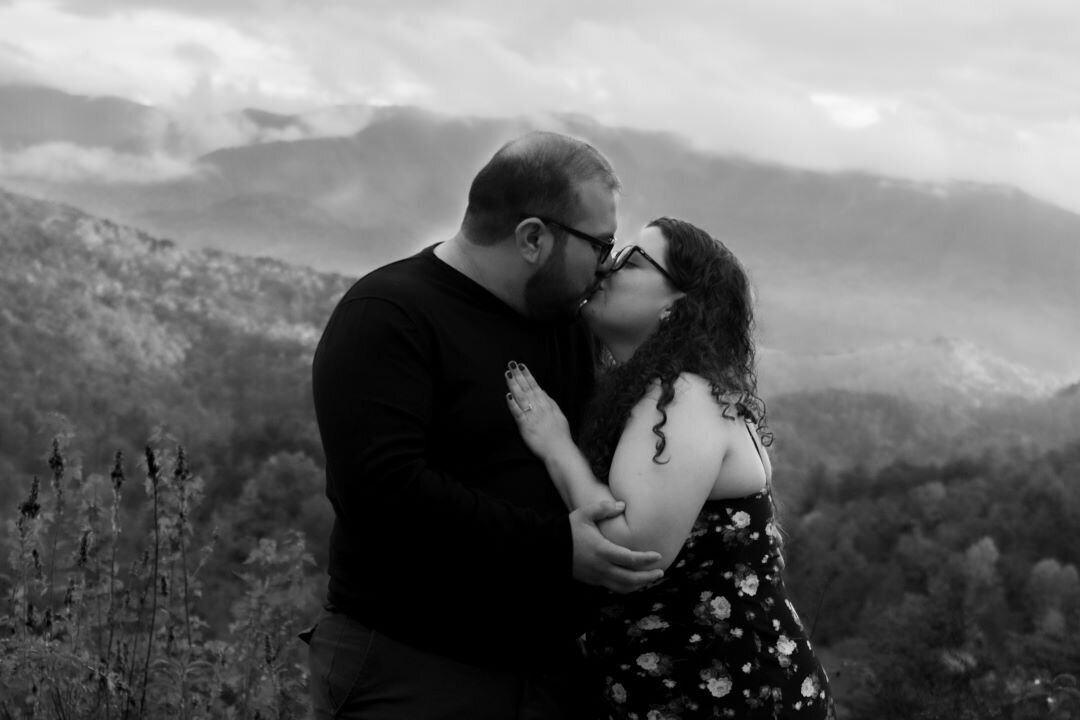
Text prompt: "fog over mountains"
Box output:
[[2, 83, 1078, 400]]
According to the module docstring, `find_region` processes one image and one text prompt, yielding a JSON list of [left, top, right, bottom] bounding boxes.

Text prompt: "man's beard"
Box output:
[[524, 243, 583, 323]]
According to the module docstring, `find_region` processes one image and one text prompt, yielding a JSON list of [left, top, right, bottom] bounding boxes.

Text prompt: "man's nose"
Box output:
[[596, 254, 615, 276]]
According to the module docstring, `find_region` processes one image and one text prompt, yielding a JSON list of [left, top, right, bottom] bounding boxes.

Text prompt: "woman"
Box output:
[[505, 218, 833, 719]]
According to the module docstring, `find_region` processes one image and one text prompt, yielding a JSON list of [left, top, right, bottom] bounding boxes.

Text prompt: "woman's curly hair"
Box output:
[[581, 217, 771, 482]]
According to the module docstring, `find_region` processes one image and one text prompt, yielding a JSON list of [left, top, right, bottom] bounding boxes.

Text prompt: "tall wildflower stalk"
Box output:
[[46, 438, 65, 598], [0, 435, 317, 719], [134, 446, 163, 719], [103, 450, 124, 719], [174, 447, 195, 651]]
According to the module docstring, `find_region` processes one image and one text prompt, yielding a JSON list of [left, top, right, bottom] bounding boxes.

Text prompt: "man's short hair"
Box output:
[[462, 131, 620, 246]]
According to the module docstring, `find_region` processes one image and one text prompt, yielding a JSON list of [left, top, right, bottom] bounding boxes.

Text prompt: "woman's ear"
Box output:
[[659, 294, 685, 321]]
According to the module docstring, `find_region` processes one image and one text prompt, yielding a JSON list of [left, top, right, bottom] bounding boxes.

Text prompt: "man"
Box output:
[[306, 131, 664, 719]]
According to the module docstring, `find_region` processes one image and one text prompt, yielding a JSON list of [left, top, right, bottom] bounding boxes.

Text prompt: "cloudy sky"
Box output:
[[2, 0, 1079, 213]]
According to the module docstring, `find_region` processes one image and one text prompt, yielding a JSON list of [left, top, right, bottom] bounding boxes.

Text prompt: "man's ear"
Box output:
[[515, 218, 551, 266]]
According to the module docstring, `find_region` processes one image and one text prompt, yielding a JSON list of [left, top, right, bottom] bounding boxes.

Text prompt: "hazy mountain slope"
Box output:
[[135, 108, 526, 266], [577, 120, 1080, 375], [0, 186, 351, 482], [0, 187, 347, 350], [0, 84, 166, 152], [241, 108, 306, 133], [1, 186, 1076, 502], [758, 337, 1064, 406], [1, 86, 1077, 377], [766, 387, 1080, 479]]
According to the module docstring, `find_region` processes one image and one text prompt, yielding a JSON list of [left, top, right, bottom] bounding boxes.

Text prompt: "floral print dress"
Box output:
[[586, 486, 835, 719]]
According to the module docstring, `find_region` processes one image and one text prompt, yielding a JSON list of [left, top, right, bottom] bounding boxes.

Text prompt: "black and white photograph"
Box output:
[[1, 2, 1078, 718]]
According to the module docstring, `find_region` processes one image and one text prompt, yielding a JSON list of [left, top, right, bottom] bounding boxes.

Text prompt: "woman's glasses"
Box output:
[[608, 245, 680, 288]]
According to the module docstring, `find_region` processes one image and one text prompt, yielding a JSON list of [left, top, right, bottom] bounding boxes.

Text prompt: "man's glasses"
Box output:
[[526, 215, 615, 263], [609, 245, 680, 288]]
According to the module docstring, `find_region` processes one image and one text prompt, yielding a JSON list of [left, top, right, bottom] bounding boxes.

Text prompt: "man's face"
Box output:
[[524, 178, 618, 321]]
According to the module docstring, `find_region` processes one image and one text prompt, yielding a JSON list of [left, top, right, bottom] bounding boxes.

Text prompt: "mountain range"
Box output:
[[2, 183, 1078, 502], [2, 84, 1077, 388]]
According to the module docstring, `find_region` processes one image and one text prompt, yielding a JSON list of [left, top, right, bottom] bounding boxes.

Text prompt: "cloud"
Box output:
[[8, 1, 1077, 129], [0, 143, 206, 183], [173, 41, 220, 69], [2, 0, 1080, 212], [51, 0, 270, 17], [0, 37, 37, 85], [811, 95, 894, 130], [0, 103, 380, 186], [1010, 116, 1080, 213], [155, 105, 377, 156], [0, 1, 306, 109]]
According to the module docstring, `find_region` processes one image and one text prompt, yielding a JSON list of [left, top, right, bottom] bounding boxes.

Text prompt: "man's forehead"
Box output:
[[573, 178, 618, 227]]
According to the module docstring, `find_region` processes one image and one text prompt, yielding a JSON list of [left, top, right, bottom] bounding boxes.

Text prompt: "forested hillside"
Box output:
[[782, 441, 1080, 718], [2, 185, 1078, 717], [0, 187, 348, 503]]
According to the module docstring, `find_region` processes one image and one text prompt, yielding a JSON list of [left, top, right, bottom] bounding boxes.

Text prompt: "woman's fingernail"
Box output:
[[508, 361, 518, 369], [505, 370, 513, 379]]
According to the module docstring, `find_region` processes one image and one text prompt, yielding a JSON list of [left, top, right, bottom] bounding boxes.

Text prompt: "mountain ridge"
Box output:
[[759, 336, 1068, 405], [3, 183, 1073, 400], [2, 84, 1078, 379], [2, 185, 1077, 493]]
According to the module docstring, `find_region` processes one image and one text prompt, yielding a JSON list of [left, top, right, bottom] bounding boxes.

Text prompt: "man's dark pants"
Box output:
[[303, 611, 600, 720]]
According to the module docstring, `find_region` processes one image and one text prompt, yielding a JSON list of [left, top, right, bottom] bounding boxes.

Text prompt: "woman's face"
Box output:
[[582, 225, 684, 352]]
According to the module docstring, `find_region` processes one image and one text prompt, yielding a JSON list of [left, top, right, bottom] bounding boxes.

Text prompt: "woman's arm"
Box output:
[[505, 364, 620, 510], [507, 365, 726, 570]]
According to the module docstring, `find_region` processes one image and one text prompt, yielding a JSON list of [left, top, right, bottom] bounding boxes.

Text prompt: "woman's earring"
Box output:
[[659, 307, 672, 321], [600, 345, 617, 368]]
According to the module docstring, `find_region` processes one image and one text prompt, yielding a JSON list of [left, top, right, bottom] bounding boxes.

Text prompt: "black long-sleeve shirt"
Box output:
[[312, 245, 597, 668]]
